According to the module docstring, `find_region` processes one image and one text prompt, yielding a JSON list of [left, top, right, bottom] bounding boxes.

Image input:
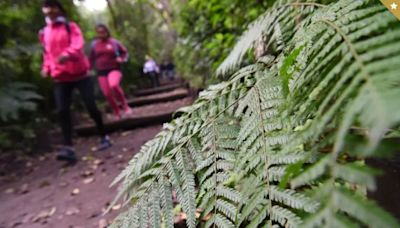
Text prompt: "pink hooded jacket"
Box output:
[[40, 17, 89, 82]]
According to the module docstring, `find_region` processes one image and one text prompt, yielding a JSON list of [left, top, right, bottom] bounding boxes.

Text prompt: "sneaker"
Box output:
[[122, 107, 133, 118], [97, 135, 112, 151], [56, 146, 78, 163], [107, 113, 121, 122]]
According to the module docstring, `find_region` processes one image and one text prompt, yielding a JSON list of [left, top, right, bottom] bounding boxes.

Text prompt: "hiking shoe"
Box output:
[[107, 113, 121, 122], [121, 107, 133, 118], [56, 147, 77, 163], [97, 135, 112, 151]]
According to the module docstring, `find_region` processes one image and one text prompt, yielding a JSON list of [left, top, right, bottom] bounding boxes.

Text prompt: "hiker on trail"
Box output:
[[89, 24, 132, 120], [39, 0, 112, 162], [143, 55, 160, 87], [164, 60, 175, 81]]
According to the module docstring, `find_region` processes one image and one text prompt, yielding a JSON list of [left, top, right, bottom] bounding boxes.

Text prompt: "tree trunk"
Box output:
[[105, 0, 119, 33]]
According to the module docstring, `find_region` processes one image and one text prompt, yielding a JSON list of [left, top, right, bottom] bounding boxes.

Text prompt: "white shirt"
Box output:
[[143, 60, 159, 73]]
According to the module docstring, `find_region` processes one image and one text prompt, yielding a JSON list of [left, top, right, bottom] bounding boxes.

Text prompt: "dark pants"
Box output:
[[54, 77, 105, 146], [147, 72, 160, 87]]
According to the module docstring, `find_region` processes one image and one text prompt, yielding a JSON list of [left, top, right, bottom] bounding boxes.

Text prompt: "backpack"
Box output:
[[90, 38, 121, 57], [39, 20, 71, 51]]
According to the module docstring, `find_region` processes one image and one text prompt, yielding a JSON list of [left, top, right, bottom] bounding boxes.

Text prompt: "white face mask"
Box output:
[[42, 7, 51, 14], [45, 16, 66, 24]]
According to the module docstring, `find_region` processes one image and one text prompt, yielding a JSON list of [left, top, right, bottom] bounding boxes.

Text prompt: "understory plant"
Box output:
[[110, 0, 400, 227]]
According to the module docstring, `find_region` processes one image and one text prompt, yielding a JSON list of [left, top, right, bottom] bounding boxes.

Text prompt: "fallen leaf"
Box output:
[[120, 131, 131, 137], [59, 168, 67, 174], [180, 212, 187, 220], [112, 204, 121, 211], [117, 154, 124, 159], [83, 177, 95, 184], [59, 182, 68, 188], [122, 147, 128, 152], [26, 162, 32, 167], [82, 155, 95, 161], [65, 207, 80, 216], [88, 212, 100, 219], [71, 188, 80, 196], [32, 207, 56, 223], [5, 188, 15, 194], [93, 159, 104, 166], [202, 213, 212, 221], [11, 221, 23, 227], [98, 219, 108, 228], [81, 170, 94, 177], [195, 208, 203, 219], [39, 156, 46, 161], [20, 184, 29, 194]]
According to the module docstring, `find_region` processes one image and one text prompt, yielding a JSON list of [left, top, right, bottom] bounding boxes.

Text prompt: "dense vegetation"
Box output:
[[0, 0, 82, 150], [0, 0, 274, 150], [110, 0, 400, 227]]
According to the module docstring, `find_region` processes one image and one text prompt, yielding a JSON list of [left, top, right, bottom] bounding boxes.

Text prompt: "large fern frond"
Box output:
[[216, 0, 325, 76], [111, 0, 400, 227]]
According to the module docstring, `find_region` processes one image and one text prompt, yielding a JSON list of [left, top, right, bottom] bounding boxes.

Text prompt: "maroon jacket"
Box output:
[[89, 38, 128, 71]]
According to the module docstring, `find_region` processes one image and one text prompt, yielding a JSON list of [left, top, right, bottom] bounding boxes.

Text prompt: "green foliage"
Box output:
[[0, 82, 42, 122], [111, 0, 400, 227], [0, 1, 81, 150], [172, 0, 272, 87]]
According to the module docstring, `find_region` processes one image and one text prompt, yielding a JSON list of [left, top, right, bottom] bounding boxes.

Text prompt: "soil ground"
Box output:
[[0, 125, 162, 228]]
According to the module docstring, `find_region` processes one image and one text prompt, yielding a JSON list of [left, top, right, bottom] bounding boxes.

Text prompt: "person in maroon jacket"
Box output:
[[89, 24, 132, 120]]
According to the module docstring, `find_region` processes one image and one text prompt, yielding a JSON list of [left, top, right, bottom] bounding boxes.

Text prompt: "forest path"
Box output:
[[0, 78, 194, 228]]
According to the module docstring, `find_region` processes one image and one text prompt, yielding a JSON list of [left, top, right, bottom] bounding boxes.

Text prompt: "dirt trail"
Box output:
[[0, 125, 162, 228], [0, 79, 194, 228]]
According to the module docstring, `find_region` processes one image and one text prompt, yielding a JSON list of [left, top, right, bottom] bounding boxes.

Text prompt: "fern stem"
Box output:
[[254, 85, 274, 221], [319, 19, 383, 155], [212, 122, 218, 228]]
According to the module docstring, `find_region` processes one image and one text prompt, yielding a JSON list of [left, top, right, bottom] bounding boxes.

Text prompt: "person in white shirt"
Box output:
[[143, 55, 160, 87]]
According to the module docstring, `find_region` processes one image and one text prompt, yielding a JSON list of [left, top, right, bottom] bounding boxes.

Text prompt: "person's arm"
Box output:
[[114, 39, 128, 62], [60, 22, 85, 60], [39, 29, 50, 76], [154, 62, 160, 74], [89, 40, 96, 70]]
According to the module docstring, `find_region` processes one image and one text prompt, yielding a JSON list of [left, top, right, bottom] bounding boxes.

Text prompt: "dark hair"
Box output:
[[95, 24, 111, 37], [42, 0, 66, 15]]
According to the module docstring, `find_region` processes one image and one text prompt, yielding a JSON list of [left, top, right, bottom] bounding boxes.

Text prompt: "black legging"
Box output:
[[147, 72, 160, 87], [54, 77, 105, 146]]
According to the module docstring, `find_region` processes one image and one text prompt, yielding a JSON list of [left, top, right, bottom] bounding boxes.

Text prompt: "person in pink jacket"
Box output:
[[89, 24, 132, 120], [40, 0, 112, 163]]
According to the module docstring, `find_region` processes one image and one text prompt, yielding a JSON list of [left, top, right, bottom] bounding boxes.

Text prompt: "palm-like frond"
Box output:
[[111, 0, 400, 227], [0, 82, 42, 122], [216, 0, 325, 76]]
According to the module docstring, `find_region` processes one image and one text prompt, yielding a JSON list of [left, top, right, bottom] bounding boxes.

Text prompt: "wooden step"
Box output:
[[132, 82, 187, 97], [128, 88, 189, 106], [75, 98, 193, 136]]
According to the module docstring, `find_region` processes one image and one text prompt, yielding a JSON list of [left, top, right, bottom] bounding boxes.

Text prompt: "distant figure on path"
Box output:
[[89, 24, 132, 120], [143, 55, 160, 87], [39, 0, 112, 163], [165, 60, 175, 81]]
